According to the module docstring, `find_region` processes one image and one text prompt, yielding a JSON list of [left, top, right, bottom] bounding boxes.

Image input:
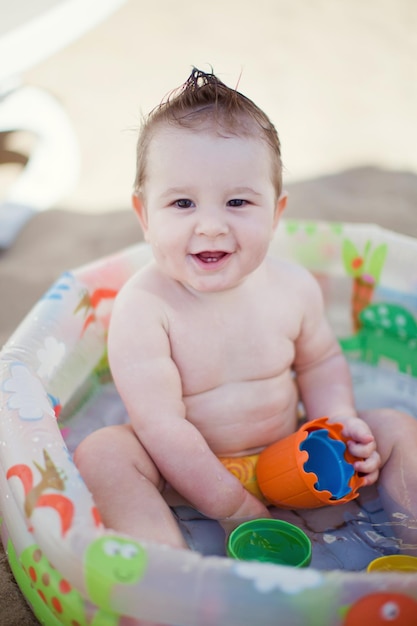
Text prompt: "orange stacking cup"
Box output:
[[256, 417, 365, 508]]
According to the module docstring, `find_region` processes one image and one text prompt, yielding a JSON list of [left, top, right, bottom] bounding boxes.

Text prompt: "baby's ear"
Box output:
[[273, 192, 288, 229], [132, 193, 149, 240]]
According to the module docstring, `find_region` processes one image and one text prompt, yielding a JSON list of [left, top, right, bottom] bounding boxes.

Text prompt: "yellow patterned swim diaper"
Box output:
[[218, 453, 265, 502]]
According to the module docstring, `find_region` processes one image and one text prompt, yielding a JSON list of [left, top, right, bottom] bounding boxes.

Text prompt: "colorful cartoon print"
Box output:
[[74, 287, 118, 334], [341, 303, 417, 376], [9, 540, 88, 626], [8, 537, 146, 626], [342, 239, 388, 331], [3, 362, 55, 420], [84, 535, 147, 612], [344, 592, 417, 625], [7, 449, 74, 535]]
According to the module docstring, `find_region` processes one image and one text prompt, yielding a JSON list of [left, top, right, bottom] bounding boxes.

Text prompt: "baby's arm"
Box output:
[[108, 284, 269, 531], [293, 272, 381, 485]]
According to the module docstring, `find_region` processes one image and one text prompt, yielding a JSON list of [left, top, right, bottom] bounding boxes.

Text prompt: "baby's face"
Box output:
[[136, 125, 283, 293]]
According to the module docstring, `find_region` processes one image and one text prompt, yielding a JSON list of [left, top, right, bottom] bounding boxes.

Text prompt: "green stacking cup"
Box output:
[[227, 518, 312, 567]]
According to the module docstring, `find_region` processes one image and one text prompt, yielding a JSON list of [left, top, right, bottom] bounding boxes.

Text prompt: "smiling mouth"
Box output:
[[114, 568, 133, 583], [194, 251, 229, 264]]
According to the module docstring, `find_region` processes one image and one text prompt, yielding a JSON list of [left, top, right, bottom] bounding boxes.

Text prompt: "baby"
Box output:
[[75, 69, 417, 553]]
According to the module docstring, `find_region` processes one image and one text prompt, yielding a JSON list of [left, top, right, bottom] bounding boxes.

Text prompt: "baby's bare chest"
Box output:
[[167, 305, 298, 396]]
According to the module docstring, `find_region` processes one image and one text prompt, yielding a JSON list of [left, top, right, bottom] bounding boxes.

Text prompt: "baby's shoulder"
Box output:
[[265, 257, 324, 311], [266, 256, 318, 287], [113, 262, 172, 315], [109, 265, 175, 346]]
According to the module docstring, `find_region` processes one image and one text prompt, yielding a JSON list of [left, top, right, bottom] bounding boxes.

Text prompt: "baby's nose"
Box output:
[[194, 208, 229, 236]]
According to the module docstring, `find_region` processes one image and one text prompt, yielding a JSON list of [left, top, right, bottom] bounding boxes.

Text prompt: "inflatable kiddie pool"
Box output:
[[1, 219, 417, 625]]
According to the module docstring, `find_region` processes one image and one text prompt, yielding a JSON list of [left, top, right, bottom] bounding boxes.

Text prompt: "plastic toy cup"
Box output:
[[227, 519, 312, 567], [367, 555, 417, 573], [301, 429, 354, 499], [256, 417, 365, 508]]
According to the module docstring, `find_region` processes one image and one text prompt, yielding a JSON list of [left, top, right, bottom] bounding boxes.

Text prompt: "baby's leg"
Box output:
[[359, 408, 417, 550], [74, 423, 188, 549]]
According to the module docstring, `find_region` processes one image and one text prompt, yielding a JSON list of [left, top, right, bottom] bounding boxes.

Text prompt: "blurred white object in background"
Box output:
[[0, 0, 126, 247]]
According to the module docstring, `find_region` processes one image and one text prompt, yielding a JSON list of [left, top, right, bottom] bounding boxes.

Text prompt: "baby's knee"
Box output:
[[378, 408, 417, 436], [74, 424, 163, 489], [359, 408, 417, 462], [361, 408, 416, 436], [74, 425, 134, 474]]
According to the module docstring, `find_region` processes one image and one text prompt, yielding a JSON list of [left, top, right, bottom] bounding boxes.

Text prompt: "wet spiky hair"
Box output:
[[134, 68, 283, 196]]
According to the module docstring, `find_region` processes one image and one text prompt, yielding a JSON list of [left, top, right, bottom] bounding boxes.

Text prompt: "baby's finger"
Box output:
[[341, 418, 375, 445], [353, 450, 381, 476], [359, 467, 380, 487], [347, 438, 377, 459]]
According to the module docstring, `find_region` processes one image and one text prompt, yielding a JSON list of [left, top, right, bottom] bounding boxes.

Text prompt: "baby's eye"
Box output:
[[227, 199, 247, 207], [175, 199, 194, 209]]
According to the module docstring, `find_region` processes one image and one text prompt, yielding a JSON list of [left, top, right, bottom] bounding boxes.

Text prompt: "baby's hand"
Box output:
[[336, 415, 381, 486], [218, 489, 271, 538]]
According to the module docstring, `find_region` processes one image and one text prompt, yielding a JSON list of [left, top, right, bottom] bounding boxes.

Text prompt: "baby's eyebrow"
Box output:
[[230, 187, 262, 196], [161, 187, 192, 198], [160, 186, 263, 199]]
